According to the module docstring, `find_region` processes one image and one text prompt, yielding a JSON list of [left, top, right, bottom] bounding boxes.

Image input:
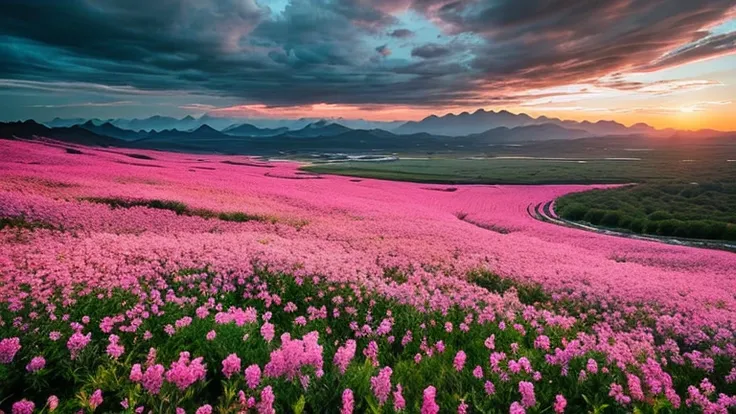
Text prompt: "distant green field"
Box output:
[[302, 157, 736, 185], [301, 135, 736, 185]]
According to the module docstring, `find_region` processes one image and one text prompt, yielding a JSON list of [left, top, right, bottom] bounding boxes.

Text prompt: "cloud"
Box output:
[[0, 0, 733, 110], [388, 29, 415, 38], [376, 44, 392, 57], [27, 101, 135, 108], [411, 43, 453, 59]]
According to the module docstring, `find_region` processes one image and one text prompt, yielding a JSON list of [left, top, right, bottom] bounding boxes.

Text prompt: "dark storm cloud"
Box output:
[[0, 0, 734, 107], [388, 29, 415, 38], [411, 43, 454, 59]]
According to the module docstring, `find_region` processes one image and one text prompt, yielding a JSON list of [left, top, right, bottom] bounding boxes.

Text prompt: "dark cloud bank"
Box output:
[[0, 0, 734, 108]]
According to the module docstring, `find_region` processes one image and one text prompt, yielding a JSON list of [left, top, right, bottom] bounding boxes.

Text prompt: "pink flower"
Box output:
[[370, 366, 393, 405], [205, 330, 216, 341], [130, 364, 143, 382], [49, 332, 61, 341], [66, 332, 91, 360], [26, 356, 46, 372], [245, 364, 262, 389], [485, 335, 496, 350], [89, 389, 103, 410], [421, 386, 440, 414], [554, 395, 567, 413], [586, 358, 598, 374], [264, 331, 323, 381], [510, 402, 526, 414], [165, 352, 207, 390], [12, 400, 35, 414], [106, 335, 125, 360], [261, 322, 275, 343], [221, 353, 241, 379], [473, 365, 483, 378], [141, 364, 165, 395], [485, 381, 496, 395], [0, 337, 21, 363], [47, 395, 59, 411], [195, 405, 212, 414], [453, 350, 466, 371], [334, 340, 357, 374], [258, 386, 276, 414], [458, 401, 469, 414], [341, 389, 354, 414], [519, 381, 536, 408], [363, 340, 379, 367], [393, 384, 406, 411]]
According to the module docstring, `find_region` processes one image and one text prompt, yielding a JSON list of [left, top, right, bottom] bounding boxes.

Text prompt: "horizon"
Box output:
[[0, 2, 735, 131], [8, 107, 735, 133]]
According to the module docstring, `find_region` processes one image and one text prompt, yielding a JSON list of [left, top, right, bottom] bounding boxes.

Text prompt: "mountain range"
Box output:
[[2, 109, 733, 157]]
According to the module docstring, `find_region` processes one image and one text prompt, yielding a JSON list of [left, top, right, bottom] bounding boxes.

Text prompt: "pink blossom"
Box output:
[[453, 350, 466, 371], [26, 356, 46, 372], [245, 364, 262, 389], [12, 400, 35, 414], [141, 364, 165, 395], [341, 389, 354, 414], [221, 353, 241, 379], [47, 395, 59, 411], [519, 381, 536, 408], [510, 402, 526, 414], [258, 386, 276, 414], [261, 322, 275, 343], [67, 332, 91, 360], [195, 405, 212, 414], [89, 389, 103, 410], [165, 352, 207, 390], [554, 395, 567, 413], [0, 337, 21, 363], [334, 340, 357, 374], [363, 340, 379, 367], [421, 386, 440, 414], [370, 366, 392, 405], [393, 384, 406, 411]]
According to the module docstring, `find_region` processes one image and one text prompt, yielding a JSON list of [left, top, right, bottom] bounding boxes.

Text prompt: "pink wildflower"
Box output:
[[554, 395, 567, 413], [421, 386, 440, 414], [221, 353, 241, 379], [454, 350, 466, 371], [12, 400, 35, 414], [370, 366, 393, 405], [245, 364, 262, 389], [341, 389, 354, 414], [0, 337, 22, 363], [26, 356, 46, 372]]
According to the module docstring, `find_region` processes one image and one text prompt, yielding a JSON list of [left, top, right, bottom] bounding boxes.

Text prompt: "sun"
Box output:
[[679, 106, 695, 113]]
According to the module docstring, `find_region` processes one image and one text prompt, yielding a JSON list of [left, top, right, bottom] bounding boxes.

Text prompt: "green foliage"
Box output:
[[556, 183, 736, 241], [80, 197, 269, 223]]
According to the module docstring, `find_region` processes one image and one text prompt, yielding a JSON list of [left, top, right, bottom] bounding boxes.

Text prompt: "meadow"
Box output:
[[1, 138, 735, 413]]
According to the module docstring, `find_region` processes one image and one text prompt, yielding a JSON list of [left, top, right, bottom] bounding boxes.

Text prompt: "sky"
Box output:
[[0, 0, 735, 130]]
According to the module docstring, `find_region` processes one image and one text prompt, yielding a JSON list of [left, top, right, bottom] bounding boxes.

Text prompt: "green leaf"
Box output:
[[293, 395, 306, 414]]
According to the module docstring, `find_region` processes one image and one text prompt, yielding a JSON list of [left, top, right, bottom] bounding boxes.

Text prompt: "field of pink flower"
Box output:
[[0, 138, 734, 413]]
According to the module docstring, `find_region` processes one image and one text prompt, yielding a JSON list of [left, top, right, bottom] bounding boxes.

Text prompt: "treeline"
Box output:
[[556, 183, 736, 241]]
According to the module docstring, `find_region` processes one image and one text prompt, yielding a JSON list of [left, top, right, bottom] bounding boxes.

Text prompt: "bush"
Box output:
[[561, 203, 587, 221], [582, 209, 606, 225], [648, 210, 672, 221], [600, 211, 622, 227]]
